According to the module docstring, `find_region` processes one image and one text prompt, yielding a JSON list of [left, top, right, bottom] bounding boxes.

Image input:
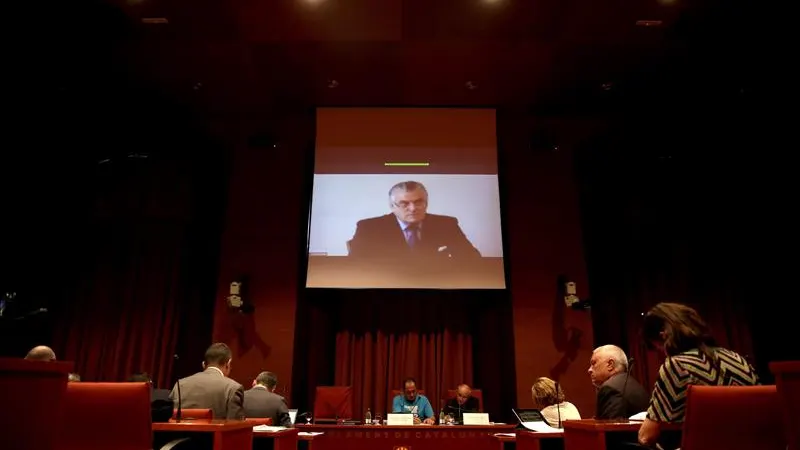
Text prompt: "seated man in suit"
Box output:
[[169, 342, 245, 420], [444, 384, 481, 423], [243, 371, 292, 427], [588, 345, 649, 419], [348, 181, 481, 260], [129, 372, 173, 423], [24, 345, 56, 361], [392, 378, 435, 424]]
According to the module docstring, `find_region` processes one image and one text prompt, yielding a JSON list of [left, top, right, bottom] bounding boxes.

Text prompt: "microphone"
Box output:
[[620, 357, 635, 417], [554, 381, 562, 428], [173, 354, 183, 422]]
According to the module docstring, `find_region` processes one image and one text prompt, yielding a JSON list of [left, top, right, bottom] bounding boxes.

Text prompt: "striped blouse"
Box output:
[[647, 347, 759, 422]]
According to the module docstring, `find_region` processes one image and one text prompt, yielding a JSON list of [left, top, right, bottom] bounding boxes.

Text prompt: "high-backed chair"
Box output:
[[171, 408, 213, 420], [445, 388, 484, 412], [770, 361, 800, 450], [313, 386, 353, 423], [391, 389, 426, 399], [59, 382, 152, 450], [245, 417, 273, 426], [680, 385, 785, 450], [0, 358, 73, 450]]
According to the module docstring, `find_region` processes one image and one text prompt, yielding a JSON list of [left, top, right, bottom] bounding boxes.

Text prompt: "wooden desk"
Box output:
[[295, 424, 516, 450], [493, 432, 515, 450], [252, 428, 299, 450], [516, 430, 564, 450], [153, 420, 254, 450], [562, 420, 681, 450], [770, 361, 800, 450]]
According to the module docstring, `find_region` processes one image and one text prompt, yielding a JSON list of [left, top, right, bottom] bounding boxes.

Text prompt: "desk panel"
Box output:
[[296, 424, 515, 450]]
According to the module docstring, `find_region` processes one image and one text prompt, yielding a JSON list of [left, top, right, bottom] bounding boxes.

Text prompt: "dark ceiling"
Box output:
[[23, 0, 751, 117]]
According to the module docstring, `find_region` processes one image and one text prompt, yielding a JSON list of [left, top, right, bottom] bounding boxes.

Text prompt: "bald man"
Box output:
[[588, 345, 649, 419], [443, 384, 480, 423], [25, 345, 56, 361]]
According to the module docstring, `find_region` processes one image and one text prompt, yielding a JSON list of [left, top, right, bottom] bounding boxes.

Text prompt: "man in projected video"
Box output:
[[348, 181, 481, 259]]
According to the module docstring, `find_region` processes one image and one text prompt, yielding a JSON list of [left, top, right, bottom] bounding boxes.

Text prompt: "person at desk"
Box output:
[[531, 377, 581, 428], [244, 371, 292, 427], [637, 303, 759, 449], [170, 342, 245, 420], [392, 378, 435, 424], [588, 344, 649, 419], [443, 384, 480, 423]]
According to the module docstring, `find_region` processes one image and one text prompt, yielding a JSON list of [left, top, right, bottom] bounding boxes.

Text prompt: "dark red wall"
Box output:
[[213, 113, 596, 414]]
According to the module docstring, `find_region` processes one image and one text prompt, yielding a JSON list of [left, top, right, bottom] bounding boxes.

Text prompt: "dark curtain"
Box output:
[[293, 289, 516, 422], [50, 148, 227, 387], [577, 112, 762, 389]]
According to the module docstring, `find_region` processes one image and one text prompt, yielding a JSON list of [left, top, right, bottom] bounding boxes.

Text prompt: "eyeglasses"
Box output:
[[393, 200, 426, 209]]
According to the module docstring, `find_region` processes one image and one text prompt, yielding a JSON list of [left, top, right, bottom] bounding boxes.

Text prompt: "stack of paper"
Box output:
[[253, 425, 288, 432], [521, 421, 564, 433]]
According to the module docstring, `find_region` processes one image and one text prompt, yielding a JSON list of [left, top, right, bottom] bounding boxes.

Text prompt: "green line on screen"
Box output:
[[384, 162, 430, 167]]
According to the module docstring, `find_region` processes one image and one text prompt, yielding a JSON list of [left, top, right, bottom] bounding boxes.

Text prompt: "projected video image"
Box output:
[[305, 108, 506, 289]]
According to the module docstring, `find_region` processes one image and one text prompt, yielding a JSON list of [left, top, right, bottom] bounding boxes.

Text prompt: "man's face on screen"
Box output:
[[390, 189, 428, 224]]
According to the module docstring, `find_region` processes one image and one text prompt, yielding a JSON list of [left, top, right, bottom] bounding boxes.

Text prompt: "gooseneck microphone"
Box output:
[[554, 381, 562, 428], [620, 357, 635, 416], [173, 354, 183, 422]]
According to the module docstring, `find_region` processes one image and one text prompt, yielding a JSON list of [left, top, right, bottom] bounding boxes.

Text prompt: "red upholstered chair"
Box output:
[[59, 382, 152, 450], [770, 361, 800, 450], [171, 408, 213, 420], [679, 385, 785, 450], [0, 358, 73, 450], [313, 386, 353, 423], [445, 388, 483, 412], [391, 389, 426, 398], [245, 418, 273, 425]]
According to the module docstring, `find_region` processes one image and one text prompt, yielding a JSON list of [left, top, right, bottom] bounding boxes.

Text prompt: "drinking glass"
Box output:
[[306, 414, 313, 425]]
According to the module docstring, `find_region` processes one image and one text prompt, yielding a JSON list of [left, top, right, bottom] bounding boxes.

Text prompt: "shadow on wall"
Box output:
[[549, 275, 584, 381]]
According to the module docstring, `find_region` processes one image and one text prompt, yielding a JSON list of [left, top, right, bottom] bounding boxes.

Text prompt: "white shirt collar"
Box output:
[[252, 385, 268, 390], [205, 366, 225, 377]]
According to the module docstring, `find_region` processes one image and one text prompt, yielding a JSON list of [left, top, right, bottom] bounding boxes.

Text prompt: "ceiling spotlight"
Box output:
[[327, 79, 339, 88], [465, 81, 478, 90]]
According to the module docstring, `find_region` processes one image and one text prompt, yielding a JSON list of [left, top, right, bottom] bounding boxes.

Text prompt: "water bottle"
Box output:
[[365, 408, 372, 424]]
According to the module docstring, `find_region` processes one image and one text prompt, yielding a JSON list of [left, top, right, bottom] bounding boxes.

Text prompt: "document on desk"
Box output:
[[253, 425, 288, 432], [628, 411, 647, 421], [521, 421, 564, 433], [299, 432, 325, 436], [494, 433, 516, 437]]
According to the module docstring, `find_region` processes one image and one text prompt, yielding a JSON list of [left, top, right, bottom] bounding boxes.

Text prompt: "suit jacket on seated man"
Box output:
[[243, 371, 292, 427], [129, 372, 173, 423], [170, 342, 245, 420], [444, 384, 481, 423], [589, 345, 649, 419], [348, 181, 481, 260]]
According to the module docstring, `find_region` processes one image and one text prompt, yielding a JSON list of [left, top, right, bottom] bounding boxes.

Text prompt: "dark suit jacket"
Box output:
[[151, 388, 173, 423], [170, 368, 245, 420], [444, 397, 481, 423], [348, 213, 481, 259], [595, 372, 650, 420], [243, 387, 292, 427]]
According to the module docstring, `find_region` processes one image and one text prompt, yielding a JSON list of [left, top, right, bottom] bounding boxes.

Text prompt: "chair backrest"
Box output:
[[59, 382, 152, 450], [680, 385, 785, 450], [770, 361, 800, 450], [245, 417, 273, 425], [313, 386, 353, 422], [445, 388, 483, 412], [0, 358, 73, 450], [391, 389, 426, 398], [172, 408, 212, 420]]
